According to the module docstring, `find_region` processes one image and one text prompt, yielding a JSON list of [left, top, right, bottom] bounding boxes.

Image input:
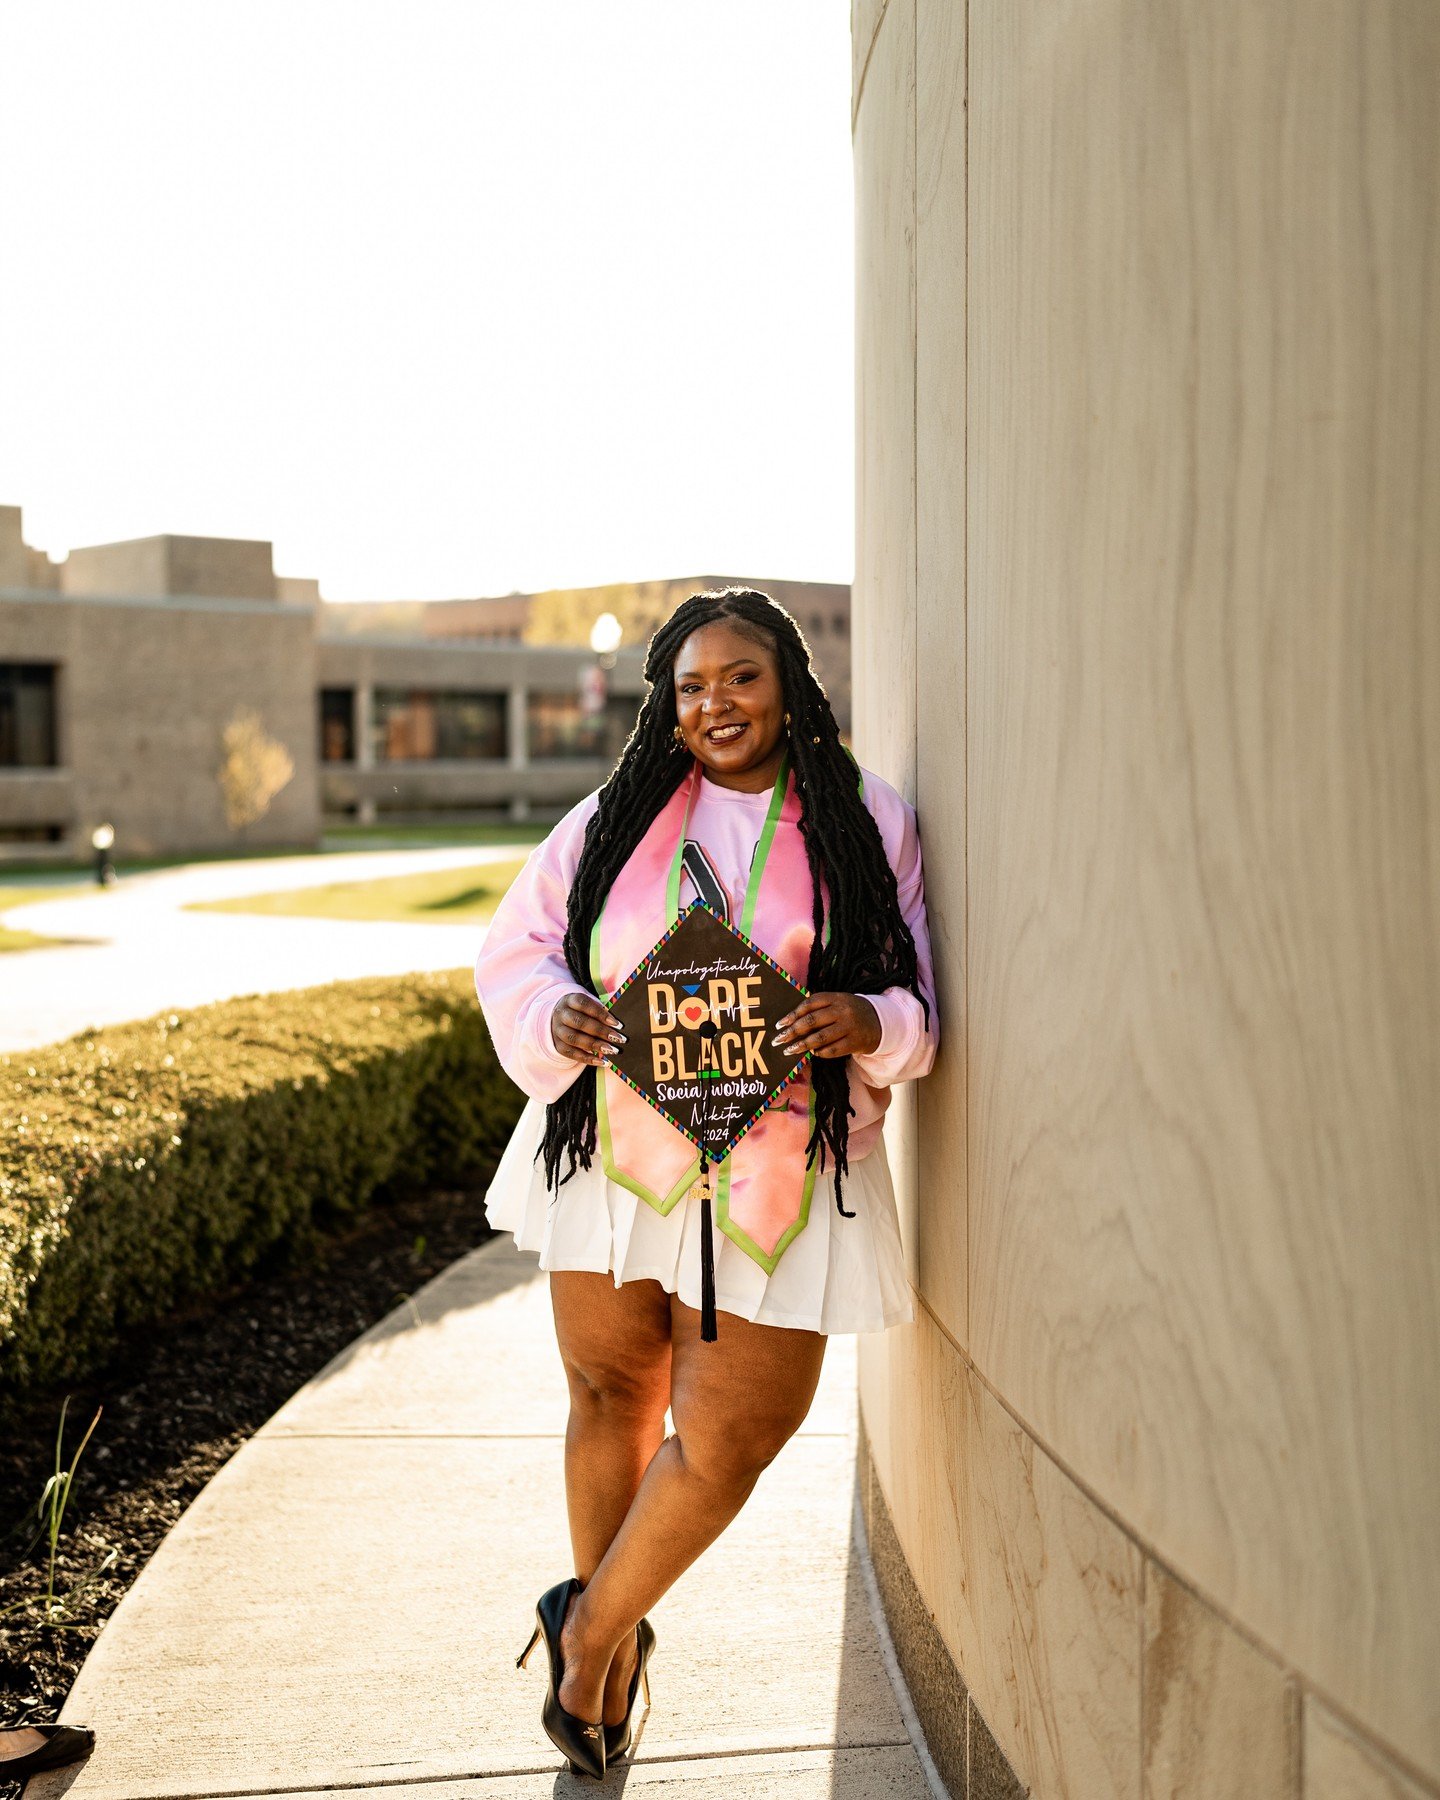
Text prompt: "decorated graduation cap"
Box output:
[[589, 756, 823, 1343], [604, 901, 811, 1162]]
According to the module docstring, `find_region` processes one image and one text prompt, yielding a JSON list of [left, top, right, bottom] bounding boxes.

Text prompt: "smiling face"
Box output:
[[672, 618, 788, 792]]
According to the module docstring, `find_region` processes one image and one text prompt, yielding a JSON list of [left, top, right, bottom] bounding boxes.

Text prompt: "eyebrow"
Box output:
[[675, 657, 763, 680]]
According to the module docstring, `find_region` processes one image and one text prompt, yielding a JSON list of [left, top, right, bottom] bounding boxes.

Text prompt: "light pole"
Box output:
[[584, 611, 624, 759], [589, 610, 623, 666]]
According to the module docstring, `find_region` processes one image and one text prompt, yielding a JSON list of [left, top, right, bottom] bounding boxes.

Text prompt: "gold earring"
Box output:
[[673, 725, 685, 745], [784, 712, 792, 729]]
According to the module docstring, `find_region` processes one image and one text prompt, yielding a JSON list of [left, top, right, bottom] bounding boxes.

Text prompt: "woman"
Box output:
[[474, 588, 936, 1779]]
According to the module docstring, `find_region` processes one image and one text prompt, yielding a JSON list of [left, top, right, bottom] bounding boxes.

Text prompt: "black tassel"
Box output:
[[699, 1184, 718, 1342], [696, 1025, 720, 1342], [698, 1142, 718, 1341]]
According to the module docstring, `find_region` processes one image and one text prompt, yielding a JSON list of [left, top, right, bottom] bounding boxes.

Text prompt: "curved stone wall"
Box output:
[[850, 2, 1440, 1795]]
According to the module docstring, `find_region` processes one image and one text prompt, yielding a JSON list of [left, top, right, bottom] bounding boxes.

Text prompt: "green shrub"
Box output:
[[0, 970, 522, 1403]]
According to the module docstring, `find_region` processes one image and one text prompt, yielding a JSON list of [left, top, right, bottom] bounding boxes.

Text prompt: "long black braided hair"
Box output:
[[539, 587, 929, 1214]]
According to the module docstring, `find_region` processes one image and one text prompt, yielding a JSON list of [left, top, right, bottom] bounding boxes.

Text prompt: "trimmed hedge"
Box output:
[[0, 970, 523, 1403]]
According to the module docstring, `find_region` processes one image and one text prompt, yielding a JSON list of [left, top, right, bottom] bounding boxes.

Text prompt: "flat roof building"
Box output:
[[0, 507, 849, 862]]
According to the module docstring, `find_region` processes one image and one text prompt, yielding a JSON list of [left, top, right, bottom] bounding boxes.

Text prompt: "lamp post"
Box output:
[[91, 823, 116, 887], [589, 610, 623, 666], [584, 611, 624, 759]]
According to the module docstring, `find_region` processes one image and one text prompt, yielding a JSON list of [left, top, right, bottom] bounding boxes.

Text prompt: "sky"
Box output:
[[0, 1, 854, 600]]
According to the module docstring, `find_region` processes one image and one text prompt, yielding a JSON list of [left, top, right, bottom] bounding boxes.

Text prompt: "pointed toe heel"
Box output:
[[517, 1578, 606, 1781], [604, 1616, 657, 1764]]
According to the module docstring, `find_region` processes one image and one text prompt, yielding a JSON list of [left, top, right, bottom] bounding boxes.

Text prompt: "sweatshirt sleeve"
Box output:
[[848, 772, 940, 1089], [473, 792, 599, 1103]]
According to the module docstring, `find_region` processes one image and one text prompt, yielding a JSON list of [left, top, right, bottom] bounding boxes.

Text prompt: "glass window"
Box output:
[[527, 691, 638, 760], [319, 687, 355, 763], [0, 664, 58, 768], [372, 689, 507, 762]]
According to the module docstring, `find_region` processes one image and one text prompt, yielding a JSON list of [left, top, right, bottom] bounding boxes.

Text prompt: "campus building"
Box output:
[[0, 505, 849, 861]]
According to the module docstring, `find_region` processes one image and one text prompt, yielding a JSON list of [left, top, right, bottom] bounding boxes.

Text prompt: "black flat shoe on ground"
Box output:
[[516, 1577, 606, 1781], [604, 1616, 656, 1764], [0, 1725, 97, 1778]]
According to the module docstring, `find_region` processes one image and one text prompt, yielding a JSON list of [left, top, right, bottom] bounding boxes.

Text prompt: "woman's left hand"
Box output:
[[772, 993, 882, 1060]]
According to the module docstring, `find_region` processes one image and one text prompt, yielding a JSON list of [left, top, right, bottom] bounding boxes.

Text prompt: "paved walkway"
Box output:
[[0, 847, 523, 1053], [28, 1237, 935, 1798]]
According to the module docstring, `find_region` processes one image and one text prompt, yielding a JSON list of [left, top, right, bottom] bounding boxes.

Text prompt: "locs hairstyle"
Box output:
[[539, 587, 929, 1214]]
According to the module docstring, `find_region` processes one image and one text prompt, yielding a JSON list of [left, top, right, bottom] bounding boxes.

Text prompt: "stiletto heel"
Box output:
[[604, 1616, 657, 1763], [516, 1622, 541, 1670], [519, 1578, 607, 1780]]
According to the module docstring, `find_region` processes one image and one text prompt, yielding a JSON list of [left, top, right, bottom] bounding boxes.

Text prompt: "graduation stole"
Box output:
[[588, 754, 819, 1276]]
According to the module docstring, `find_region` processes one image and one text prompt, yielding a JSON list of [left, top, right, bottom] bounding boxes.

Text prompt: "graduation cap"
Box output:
[[604, 900, 810, 1164]]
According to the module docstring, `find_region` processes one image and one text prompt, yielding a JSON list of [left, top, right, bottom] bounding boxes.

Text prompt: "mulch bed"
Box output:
[[0, 1186, 495, 1741]]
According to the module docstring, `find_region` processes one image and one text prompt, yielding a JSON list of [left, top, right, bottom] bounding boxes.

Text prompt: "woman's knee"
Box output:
[[668, 1402, 803, 1490], [561, 1348, 668, 1429], [550, 1271, 672, 1428]]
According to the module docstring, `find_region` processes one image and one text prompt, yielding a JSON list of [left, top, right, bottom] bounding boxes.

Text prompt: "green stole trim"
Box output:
[[714, 750, 864, 1270]]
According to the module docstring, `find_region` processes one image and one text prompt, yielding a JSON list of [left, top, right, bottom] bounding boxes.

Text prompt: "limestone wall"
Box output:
[[851, 2, 1440, 1796]]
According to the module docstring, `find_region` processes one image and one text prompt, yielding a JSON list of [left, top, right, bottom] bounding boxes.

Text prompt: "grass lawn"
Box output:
[[0, 925, 60, 953], [186, 857, 531, 926], [0, 883, 96, 952], [0, 882, 94, 909], [322, 821, 550, 851]]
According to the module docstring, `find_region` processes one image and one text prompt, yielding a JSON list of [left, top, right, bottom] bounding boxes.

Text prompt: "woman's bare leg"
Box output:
[[557, 1294, 826, 1721], [548, 1270, 673, 1724]]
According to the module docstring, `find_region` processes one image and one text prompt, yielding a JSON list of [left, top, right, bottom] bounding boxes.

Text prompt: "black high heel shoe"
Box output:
[[604, 1616, 656, 1763], [0, 1725, 96, 1779], [516, 1578, 606, 1781]]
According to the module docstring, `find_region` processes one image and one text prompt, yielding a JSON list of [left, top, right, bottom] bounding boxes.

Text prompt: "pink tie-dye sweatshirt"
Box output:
[[474, 764, 938, 1164]]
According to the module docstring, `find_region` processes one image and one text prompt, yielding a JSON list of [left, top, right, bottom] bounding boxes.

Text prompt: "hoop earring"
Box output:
[[673, 726, 686, 746]]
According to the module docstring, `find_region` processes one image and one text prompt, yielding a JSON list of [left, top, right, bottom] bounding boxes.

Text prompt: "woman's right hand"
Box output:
[[549, 991, 626, 1066]]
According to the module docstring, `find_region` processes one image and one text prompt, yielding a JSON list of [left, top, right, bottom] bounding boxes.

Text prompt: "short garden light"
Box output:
[[91, 823, 116, 887]]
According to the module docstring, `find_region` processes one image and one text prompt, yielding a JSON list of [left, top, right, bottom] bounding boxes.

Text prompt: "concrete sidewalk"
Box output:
[[0, 845, 523, 1053], [29, 1237, 935, 1797]]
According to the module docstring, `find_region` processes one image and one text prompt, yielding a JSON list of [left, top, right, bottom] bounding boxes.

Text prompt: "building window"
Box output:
[[527, 692, 637, 760], [0, 663, 58, 768], [319, 687, 356, 763], [372, 688, 507, 762]]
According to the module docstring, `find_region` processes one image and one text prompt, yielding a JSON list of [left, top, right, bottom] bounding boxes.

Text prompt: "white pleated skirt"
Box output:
[[483, 1096, 914, 1335]]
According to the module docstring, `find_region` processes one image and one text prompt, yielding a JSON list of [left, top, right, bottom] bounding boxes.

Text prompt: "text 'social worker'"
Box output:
[[645, 978, 773, 1082]]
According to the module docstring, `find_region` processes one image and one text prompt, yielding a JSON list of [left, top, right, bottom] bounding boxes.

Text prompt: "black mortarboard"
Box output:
[[604, 900, 810, 1165]]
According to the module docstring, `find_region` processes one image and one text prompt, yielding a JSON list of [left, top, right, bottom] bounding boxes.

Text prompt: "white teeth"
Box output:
[[708, 723, 746, 741]]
